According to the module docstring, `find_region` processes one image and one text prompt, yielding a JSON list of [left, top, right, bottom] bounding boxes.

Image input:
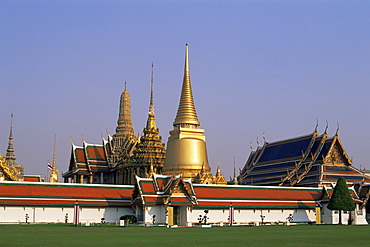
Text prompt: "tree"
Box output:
[[327, 177, 356, 224]]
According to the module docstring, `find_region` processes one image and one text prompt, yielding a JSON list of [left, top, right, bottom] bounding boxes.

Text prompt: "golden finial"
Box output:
[[149, 63, 155, 115]]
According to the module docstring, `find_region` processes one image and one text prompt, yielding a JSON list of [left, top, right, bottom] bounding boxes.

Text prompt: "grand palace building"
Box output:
[[1, 44, 370, 226]]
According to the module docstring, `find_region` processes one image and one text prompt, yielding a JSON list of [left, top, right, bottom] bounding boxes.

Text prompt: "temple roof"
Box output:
[[63, 138, 113, 178], [132, 174, 196, 206], [132, 174, 325, 209], [0, 181, 133, 207], [240, 128, 368, 187], [193, 184, 322, 208]]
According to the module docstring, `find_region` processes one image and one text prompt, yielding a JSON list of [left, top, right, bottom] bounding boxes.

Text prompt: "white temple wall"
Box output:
[[187, 208, 316, 224], [0, 206, 134, 224], [79, 207, 132, 224], [143, 206, 166, 224]]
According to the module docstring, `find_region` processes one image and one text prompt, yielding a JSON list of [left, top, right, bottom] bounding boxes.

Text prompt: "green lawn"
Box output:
[[0, 224, 369, 247]]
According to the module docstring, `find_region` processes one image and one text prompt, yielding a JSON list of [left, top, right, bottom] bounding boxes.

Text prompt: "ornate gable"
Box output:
[[323, 137, 351, 165]]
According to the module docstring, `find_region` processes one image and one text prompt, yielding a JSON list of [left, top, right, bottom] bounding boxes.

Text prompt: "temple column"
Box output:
[[80, 175, 84, 184], [131, 167, 135, 185], [100, 172, 104, 184], [124, 169, 128, 185]]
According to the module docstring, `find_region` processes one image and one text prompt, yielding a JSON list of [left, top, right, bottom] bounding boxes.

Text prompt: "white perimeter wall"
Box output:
[[188, 208, 317, 224], [0, 206, 134, 224], [142, 206, 166, 224], [141, 206, 318, 225]]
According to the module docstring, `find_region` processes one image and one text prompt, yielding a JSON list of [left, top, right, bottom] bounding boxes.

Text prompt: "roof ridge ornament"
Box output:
[[315, 118, 319, 133], [335, 122, 340, 136], [324, 120, 329, 134], [262, 132, 266, 143]]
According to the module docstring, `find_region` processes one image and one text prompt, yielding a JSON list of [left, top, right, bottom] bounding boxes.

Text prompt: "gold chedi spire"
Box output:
[[173, 43, 200, 128], [2, 114, 24, 181], [115, 82, 135, 136], [163, 44, 211, 181], [49, 134, 59, 183], [129, 63, 166, 182], [112, 83, 137, 163]]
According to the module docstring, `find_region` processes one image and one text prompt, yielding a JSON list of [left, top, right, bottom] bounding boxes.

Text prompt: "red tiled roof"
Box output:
[[193, 185, 321, 208], [23, 176, 42, 182], [75, 148, 86, 163], [0, 182, 133, 207]]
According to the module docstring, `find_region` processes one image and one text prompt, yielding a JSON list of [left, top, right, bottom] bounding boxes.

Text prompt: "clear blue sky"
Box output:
[[1, 1, 369, 180]]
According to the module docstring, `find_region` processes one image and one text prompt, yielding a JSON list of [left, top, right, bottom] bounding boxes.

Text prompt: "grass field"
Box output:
[[0, 224, 369, 247]]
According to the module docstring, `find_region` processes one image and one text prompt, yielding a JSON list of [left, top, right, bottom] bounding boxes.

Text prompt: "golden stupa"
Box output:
[[162, 44, 213, 181]]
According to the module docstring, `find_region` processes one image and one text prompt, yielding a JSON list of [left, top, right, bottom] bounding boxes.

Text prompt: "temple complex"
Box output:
[[1, 44, 370, 225], [62, 44, 225, 185]]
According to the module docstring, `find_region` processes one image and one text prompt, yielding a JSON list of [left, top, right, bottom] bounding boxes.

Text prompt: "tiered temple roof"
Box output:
[[132, 173, 323, 209], [240, 126, 370, 187], [63, 138, 113, 183]]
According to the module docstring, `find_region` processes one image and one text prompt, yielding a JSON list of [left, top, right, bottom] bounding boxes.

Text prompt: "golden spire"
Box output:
[[115, 82, 135, 136], [146, 63, 156, 129], [149, 63, 155, 116], [5, 114, 16, 162], [173, 44, 200, 127], [163, 44, 210, 181], [50, 134, 59, 183]]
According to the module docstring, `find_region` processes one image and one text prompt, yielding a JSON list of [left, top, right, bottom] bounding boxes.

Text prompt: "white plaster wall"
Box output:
[[80, 207, 133, 224], [0, 206, 134, 224], [188, 209, 229, 224], [187, 208, 316, 224], [0, 206, 34, 223], [144, 206, 165, 224], [34, 207, 74, 223]]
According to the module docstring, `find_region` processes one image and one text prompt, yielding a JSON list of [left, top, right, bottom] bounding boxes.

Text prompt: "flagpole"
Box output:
[[47, 160, 49, 182]]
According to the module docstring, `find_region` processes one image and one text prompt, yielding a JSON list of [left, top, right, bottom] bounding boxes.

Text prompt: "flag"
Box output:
[[47, 162, 52, 171]]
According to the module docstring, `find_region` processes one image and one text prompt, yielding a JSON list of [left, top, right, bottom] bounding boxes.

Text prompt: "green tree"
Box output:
[[327, 177, 356, 224]]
